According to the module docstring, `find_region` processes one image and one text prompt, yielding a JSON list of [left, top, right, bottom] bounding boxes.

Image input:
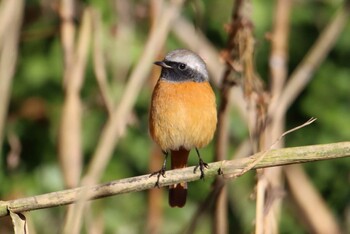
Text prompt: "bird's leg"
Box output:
[[150, 150, 168, 188], [194, 148, 209, 179]]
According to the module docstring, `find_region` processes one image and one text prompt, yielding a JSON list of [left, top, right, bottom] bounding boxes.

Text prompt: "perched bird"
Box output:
[[149, 49, 217, 207]]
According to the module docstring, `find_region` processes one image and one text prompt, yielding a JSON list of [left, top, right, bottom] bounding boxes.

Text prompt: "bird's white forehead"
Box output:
[[165, 49, 208, 78]]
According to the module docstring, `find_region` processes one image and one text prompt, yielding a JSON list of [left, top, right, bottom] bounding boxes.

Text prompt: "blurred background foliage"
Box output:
[[0, 0, 349, 233]]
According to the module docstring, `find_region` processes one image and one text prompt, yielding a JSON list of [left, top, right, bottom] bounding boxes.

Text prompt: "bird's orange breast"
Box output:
[[149, 80, 217, 151]]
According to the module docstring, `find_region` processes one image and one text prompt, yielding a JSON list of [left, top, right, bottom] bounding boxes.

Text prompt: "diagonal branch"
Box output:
[[275, 3, 350, 121], [0, 141, 349, 217]]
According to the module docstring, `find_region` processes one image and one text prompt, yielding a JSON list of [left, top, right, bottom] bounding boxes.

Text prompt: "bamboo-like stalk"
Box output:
[[59, 0, 75, 87], [255, 0, 292, 233], [147, 1, 165, 233], [91, 9, 114, 116], [59, 8, 92, 234], [59, 7, 92, 189], [0, 141, 349, 217], [0, 0, 24, 158]]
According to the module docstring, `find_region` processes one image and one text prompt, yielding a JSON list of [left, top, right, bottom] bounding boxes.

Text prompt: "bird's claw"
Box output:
[[194, 158, 209, 179], [150, 168, 166, 188]]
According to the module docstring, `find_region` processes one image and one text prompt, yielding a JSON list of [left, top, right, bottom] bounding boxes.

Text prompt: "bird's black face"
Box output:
[[154, 60, 207, 83]]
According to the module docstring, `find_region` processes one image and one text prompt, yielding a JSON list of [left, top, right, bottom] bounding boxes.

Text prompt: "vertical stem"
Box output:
[[61, 7, 92, 234], [60, 0, 75, 86], [147, 2, 164, 233], [213, 0, 245, 233], [0, 0, 24, 172], [255, 0, 292, 233]]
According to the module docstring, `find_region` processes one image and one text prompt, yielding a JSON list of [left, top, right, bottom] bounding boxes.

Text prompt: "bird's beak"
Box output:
[[154, 61, 172, 69]]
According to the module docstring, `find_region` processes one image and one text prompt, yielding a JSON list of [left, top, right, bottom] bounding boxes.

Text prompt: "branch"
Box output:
[[0, 142, 349, 217]]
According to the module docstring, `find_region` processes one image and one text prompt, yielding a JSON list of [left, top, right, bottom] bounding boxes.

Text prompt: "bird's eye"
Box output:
[[178, 63, 187, 70]]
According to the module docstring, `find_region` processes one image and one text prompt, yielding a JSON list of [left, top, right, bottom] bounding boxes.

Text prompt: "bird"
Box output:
[[149, 49, 217, 207]]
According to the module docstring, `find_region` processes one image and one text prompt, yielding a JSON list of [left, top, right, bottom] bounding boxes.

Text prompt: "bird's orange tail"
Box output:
[[169, 148, 190, 207]]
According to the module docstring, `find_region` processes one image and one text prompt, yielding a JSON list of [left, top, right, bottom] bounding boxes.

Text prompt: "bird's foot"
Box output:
[[150, 166, 166, 188], [149, 150, 168, 188], [194, 148, 209, 179], [194, 158, 209, 179]]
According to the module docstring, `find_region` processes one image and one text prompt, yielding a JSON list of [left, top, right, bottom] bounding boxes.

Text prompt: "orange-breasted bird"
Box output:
[[149, 49, 217, 207]]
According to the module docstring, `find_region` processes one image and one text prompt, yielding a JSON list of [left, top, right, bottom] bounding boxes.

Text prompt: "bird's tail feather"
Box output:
[[169, 148, 189, 207]]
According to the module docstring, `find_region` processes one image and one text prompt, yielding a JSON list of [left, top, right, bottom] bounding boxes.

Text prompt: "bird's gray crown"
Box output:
[[156, 49, 209, 83]]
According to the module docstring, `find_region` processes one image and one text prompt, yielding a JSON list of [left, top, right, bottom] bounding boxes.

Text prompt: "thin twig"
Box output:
[[231, 117, 316, 178], [0, 142, 349, 217], [91, 9, 114, 115], [276, 117, 316, 143]]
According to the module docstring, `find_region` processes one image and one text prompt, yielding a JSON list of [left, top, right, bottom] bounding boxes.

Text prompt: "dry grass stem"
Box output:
[[59, 8, 93, 234], [147, 2, 165, 233], [59, 8, 92, 189], [0, 0, 24, 154], [91, 10, 114, 115], [254, 1, 291, 233], [9, 211, 28, 234], [268, 0, 291, 112], [59, 0, 75, 86]]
